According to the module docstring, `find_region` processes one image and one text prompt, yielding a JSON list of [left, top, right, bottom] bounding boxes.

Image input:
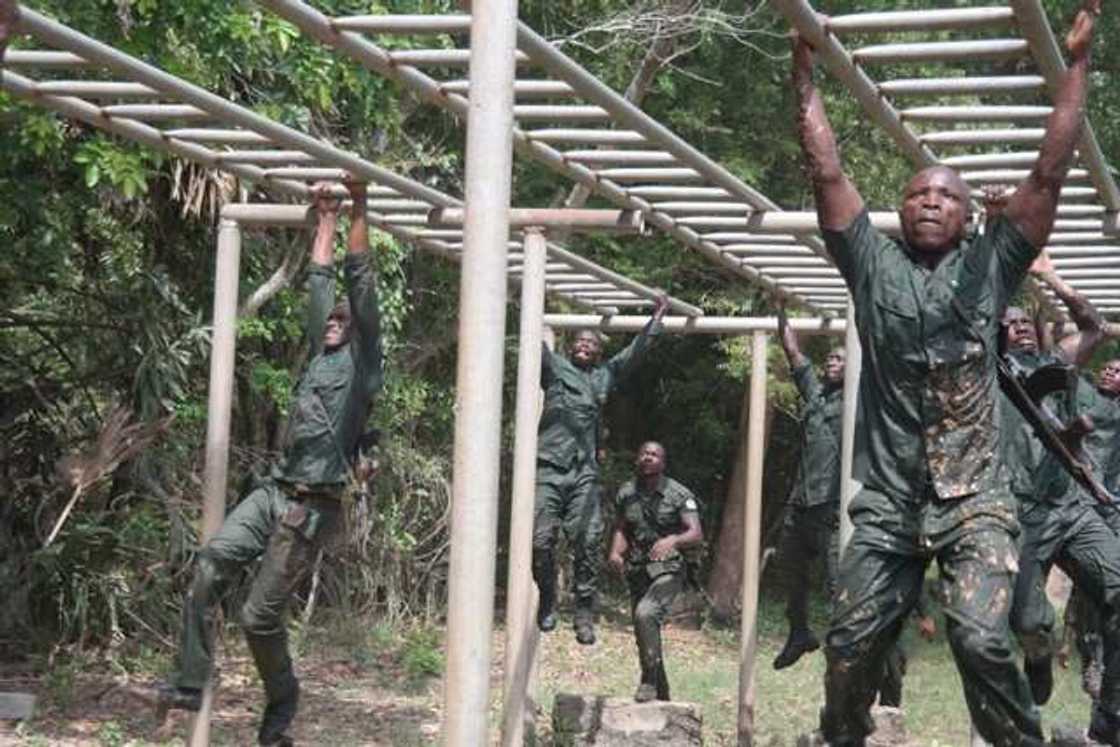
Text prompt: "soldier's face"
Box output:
[[1002, 308, 1037, 353], [570, 331, 602, 368], [323, 310, 351, 351], [1099, 361, 1120, 394], [635, 443, 666, 477], [899, 167, 971, 255], [824, 349, 845, 383]]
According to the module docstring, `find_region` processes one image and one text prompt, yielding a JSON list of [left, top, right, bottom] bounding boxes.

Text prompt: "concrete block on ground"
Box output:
[[553, 692, 701, 746], [0, 693, 36, 721]]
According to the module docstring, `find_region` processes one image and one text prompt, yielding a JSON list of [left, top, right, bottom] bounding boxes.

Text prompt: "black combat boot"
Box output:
[[246, 632, 300, 746], [257, 674, 299, 746], [773, 628, 820, 670], [573, 597, 596, 645], [532, 550, 557, 632], [1024, 655, 1053, 705], [154, 683, 202, 721], [1089, 704, 1120, 746]]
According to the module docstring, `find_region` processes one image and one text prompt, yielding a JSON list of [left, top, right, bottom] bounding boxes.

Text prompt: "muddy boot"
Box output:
[[1024, 655, 1053, 705], [1089, 704, 1120, 747], [258, 677, 299, 746], [774, 628, 820, 670], [573, 598, 596, 646], [246, 632, 300, 746], [154, 683, 201, 723], [533, 550, 557, 633]]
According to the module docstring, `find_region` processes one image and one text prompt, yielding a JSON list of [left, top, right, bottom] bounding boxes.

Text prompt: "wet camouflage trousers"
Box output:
[[774, 503, 839, 632], [173, 481, 340, 696], [627, 568, 685, 701], [1068, 507, 1120, 700], [532, 461, 604, 603], [1011, 500, 1120, 721], [821, 488, 1042, 746]]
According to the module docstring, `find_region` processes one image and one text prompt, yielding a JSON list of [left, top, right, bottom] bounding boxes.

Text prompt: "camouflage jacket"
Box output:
[[789, 362, 843, 508], [615, 475, 700, 576], [1033, 377, 1120, 504], [822, 210, 1037, 501], [272, 254, 382, 488], [1000, 350, 1063, 500], [536, 320, 662, 470]]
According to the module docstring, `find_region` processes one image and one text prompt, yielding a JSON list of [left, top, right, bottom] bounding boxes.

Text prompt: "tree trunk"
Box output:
[[707, 376, 771, 623]]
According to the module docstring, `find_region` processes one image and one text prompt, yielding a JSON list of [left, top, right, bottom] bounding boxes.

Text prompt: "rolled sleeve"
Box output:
[[792, 361, 821, 404]]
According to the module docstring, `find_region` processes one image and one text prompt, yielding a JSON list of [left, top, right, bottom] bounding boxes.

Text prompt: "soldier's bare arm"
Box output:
[[608, 519, 628, 574], [1003, 0, 1101, 248], [777, 306, 808, 369], [649, 513, 702, 561], [792, 31, 864, 232], [1030, 250, 1105, 365], [345, 179, 369, 257], [310, 181, 341, 266], [651, 292, 670, 324], [0, 0, 19, 65]]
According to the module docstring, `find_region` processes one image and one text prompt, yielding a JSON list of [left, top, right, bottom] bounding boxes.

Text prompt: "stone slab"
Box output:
[[0, 693, 36, 721], [553, 692, 701, 746]]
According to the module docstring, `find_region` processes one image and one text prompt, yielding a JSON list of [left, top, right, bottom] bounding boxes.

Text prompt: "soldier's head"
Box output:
[[824, 347, 846, 384], [569, 329, 603, 368], [1098, 359, 1120, 395], [323, 302, 352, 352], [898, 166, 972, 256], [635, 441, 666, 478], [1001, 306, 1038, 354]]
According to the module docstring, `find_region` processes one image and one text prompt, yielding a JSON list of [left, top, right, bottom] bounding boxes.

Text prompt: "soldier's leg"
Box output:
[[240, 493, 341, 746], [566, 466, 604, 645], [172, 484, 281, 694], [821, 491, 924, 746], [774, 508, 823, 669], [633, 572, 686, 701], [939, 523, 1043, 745], [877, 636, 906, 708], [1070, 584, 1105, 700], [1053, 510, 1120, 744], [532, 464, 567, 632], [1009, 507, 1060, 705]]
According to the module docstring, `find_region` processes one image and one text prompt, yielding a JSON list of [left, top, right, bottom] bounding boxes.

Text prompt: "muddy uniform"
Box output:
[[173, 255, 381, 719], [1013, 372, 1120, 723], [615, 476, 700, 701], [532, 321, 662, 620], [819, 210, 1042, 745], [774, 362, 843, 634]]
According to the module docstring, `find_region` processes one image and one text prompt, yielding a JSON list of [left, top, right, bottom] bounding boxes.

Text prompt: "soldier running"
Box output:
[[533, 295, 669, 645], [608, 441, 702, 702], [157, 180, 382, 746], [791, 0, 1101, 743]]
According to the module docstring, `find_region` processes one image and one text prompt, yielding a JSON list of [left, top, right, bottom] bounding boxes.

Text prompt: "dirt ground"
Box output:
[[0, 647, 444, 746]]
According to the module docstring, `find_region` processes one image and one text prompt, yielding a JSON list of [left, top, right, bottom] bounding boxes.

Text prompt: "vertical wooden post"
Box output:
[[188, 219, 242, 746], [736, 331, 768, 746], [501, 228, 547, 746]]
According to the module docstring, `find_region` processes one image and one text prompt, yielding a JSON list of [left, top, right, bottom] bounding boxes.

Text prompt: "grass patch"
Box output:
[[528, 591, 1095, 745]]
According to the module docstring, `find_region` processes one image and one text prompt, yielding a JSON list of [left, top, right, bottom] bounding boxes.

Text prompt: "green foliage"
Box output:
[[401, 626, 444, 681]]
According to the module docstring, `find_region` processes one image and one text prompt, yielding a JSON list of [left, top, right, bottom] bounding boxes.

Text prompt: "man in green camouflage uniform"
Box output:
[[1011, 339, 1120, 741], [158, 181, 382, 746], [998, 250, 1114, 716], [792, 2, 1100, 742], [771, 308, 844, 670], [533, 296, 669, 645], [608, 442, 702, 702], [1062, 359, 1120, 704]]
